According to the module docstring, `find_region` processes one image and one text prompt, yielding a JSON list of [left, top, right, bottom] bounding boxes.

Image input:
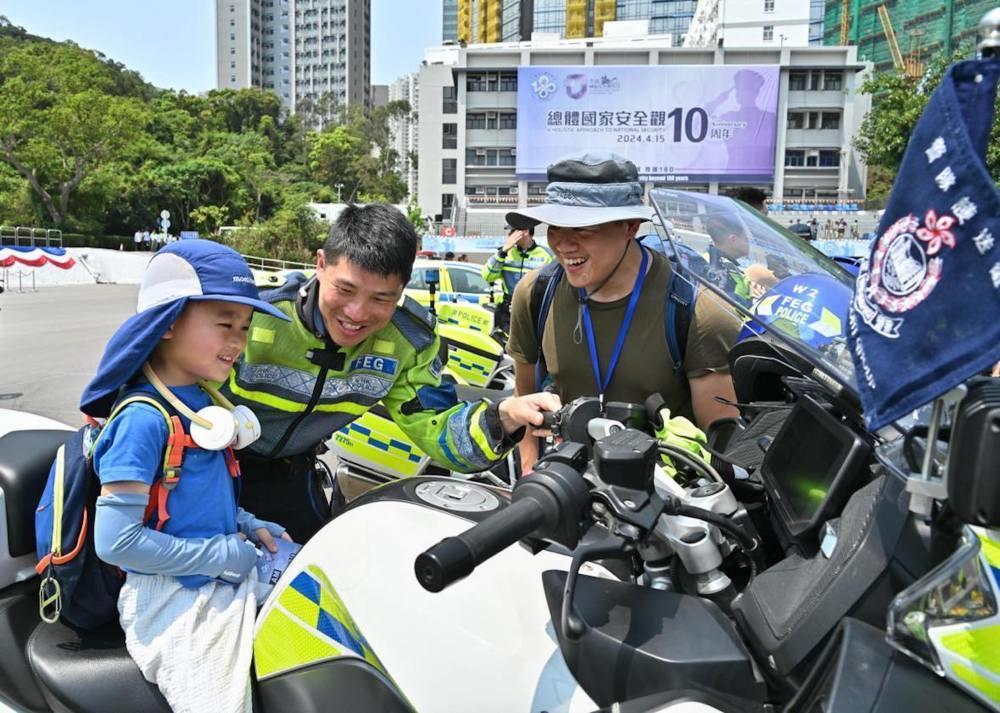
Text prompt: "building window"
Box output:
[[467, 73, 487, 92], [441, 193, 455, 218], [486, 112, 498, 130], [231, 75, 237, 82], [824, 72, 843, 91], [810, 71, 822, 90], [499, 72, 517, 92], [821, 112, 841, 130], [787, 112, 804, 129], [466, 113, 486, 129], [819, 150, 840, 167], [789, 72, 807, 91], [442, 123, 457, 149], [442, 86, 457, 114], [807, 111, 820, 129], [785, 150, 805, 167], [442, 158, 457, 184], [230, 33, 236, 40], [230, 19, 236, 26], [499, 112, 517, 130], [762, 25, 773, 42], [764, 0, 774, 11]]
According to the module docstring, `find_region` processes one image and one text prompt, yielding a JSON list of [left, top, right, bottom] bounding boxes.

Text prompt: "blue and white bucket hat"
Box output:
[[505, 152, 654, 229], [80, 240, 289, 417]]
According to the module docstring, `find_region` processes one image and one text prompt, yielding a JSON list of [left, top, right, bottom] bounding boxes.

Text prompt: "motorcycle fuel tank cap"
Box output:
[[415, 481, 501, 513]]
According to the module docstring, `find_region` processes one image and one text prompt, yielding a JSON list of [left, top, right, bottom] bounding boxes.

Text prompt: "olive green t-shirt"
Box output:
[[507, 248, 742, 420]]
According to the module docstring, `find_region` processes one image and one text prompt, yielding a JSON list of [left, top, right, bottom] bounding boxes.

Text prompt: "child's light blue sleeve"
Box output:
[[95, 492, 259, 584], [92, 404, 170, 486]]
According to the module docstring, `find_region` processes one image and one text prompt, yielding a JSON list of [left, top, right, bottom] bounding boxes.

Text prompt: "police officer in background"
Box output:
[[222, 204, 559, 542], [482, 226, 553, 333]]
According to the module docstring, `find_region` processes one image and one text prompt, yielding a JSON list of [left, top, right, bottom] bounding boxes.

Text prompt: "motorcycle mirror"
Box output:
[[946, 377, 1000, 527]]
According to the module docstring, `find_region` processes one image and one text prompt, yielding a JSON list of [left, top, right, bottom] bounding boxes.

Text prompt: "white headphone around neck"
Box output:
[[141, 364, 262, 451]]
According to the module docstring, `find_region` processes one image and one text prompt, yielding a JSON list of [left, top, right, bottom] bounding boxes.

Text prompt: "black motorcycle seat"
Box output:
[[453, 384, 513, 403], [27, 619, 171, 713], [0, 429, 74, 558]]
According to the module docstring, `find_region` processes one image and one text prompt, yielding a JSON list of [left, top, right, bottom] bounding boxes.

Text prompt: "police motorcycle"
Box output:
[[400, 188, 1000, 712], [326, 264, 519, 497]]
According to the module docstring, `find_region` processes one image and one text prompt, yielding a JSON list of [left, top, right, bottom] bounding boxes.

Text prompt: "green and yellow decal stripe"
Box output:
[[255, 565, 388, 680]]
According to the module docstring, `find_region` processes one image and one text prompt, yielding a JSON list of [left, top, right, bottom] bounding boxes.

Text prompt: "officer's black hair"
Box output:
[[323, 204, 417, 284], [506, 225, 535, 237], [704, 214, 743, 241]]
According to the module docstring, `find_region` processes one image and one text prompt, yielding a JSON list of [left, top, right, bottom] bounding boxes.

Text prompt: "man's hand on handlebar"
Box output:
[[497, 392, 562, 437]]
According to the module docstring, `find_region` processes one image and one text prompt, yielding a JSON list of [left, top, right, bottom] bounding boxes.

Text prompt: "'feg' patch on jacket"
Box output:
[[349, 354, 399, 376]]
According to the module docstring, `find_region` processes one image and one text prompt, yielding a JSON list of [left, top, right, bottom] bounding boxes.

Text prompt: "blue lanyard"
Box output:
[[580, 247, 649, 396]]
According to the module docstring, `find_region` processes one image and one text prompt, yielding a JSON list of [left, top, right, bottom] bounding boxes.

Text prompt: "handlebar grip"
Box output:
[[415, 496, 548, 592]]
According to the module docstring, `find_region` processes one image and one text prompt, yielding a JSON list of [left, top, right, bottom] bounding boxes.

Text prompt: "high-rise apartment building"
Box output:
[[389, 73, 420, 200], [450, 0, 698, 45], [443, 0, 460, 41], [215, 0, 371, 118]]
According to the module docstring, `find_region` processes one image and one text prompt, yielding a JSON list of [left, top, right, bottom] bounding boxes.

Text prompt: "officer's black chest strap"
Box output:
[[265, 279, 345, 459]]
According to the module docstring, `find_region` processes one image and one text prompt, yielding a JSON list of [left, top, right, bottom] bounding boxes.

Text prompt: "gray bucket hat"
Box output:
[[506, 152, 654, 229]]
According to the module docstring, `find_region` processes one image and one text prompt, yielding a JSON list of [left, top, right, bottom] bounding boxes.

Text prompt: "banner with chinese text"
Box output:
[[516, 65, 779, 183]]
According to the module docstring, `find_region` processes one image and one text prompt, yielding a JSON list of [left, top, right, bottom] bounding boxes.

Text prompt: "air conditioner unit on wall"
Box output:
[[476, 148, 486, 156]]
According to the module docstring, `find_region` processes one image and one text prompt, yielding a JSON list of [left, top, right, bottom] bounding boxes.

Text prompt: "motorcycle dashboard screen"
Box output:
[[761, 395, 870, 537]]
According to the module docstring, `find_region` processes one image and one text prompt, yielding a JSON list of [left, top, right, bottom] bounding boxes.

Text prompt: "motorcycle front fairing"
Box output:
[[254, 477, 604, 713]]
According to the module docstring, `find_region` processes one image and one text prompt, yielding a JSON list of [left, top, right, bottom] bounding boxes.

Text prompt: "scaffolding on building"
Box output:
[[824, 0, 996, 73]]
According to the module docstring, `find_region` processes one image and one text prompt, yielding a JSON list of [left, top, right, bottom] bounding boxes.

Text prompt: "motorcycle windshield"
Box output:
[[649, 188, 859, 395]]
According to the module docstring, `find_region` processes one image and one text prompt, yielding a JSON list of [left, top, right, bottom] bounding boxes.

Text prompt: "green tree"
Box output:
[[190, 205, 228, 235], [0, 43, 151, 226], [855, 50, 1000, 185], [308, 125, 366, 199]]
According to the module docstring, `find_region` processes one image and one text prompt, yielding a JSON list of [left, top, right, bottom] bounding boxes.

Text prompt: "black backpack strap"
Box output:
[[664, 265, 696, 375], [529, 261, 564, 391]]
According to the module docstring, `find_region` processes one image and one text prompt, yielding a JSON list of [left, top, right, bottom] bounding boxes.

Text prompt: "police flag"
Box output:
[[848, 59, 1000, 430]]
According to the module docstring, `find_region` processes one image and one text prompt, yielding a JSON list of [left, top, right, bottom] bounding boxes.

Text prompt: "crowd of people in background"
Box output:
[[130, 230, 179, 251]]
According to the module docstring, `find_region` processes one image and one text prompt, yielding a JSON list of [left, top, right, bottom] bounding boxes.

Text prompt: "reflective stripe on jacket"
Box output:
[[482, 244, 553, 297]]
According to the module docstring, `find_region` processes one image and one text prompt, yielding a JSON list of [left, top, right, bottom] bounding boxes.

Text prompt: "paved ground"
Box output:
[[0, 284, 138, 425]]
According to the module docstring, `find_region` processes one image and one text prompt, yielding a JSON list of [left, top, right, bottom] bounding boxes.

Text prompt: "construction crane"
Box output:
[[877, 4, 907, 73], [877, 4, 924, 78]]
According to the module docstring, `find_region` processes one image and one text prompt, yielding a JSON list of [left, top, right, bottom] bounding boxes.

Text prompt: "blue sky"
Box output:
[[0, 1, 439, 91]]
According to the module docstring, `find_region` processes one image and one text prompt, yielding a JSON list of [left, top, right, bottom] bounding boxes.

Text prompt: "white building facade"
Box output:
[[686, 0, 820, 49], [215, 0, 370, 116], [417, 36, 870, 228], [389, 73, 420, 200]]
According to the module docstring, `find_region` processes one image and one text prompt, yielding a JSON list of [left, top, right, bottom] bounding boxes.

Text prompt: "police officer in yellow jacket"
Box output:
[[482, 226, 552, 333], [223, 205, 560, 541]]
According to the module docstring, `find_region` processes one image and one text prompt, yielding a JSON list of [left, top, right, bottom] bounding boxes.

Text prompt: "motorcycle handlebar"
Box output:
[[415, 494, 551, 593]]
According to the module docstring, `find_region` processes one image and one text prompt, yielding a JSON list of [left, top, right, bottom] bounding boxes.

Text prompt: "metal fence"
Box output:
[[0, 226, 63, 247], [241, 254, 314, 272]]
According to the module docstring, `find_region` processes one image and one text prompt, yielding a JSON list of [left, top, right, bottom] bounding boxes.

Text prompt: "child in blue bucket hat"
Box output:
[[82, 240, 292, 712]]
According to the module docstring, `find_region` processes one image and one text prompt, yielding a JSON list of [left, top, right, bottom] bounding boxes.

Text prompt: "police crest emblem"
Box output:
[[854, 210, 956, 338]]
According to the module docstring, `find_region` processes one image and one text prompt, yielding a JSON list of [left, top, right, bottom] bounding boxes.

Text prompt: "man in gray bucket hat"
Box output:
[[505, 153, 741, 472]]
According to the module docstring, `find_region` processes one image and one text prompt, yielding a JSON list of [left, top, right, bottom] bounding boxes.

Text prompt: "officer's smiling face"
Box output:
[[315, 252, 404, 346]]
